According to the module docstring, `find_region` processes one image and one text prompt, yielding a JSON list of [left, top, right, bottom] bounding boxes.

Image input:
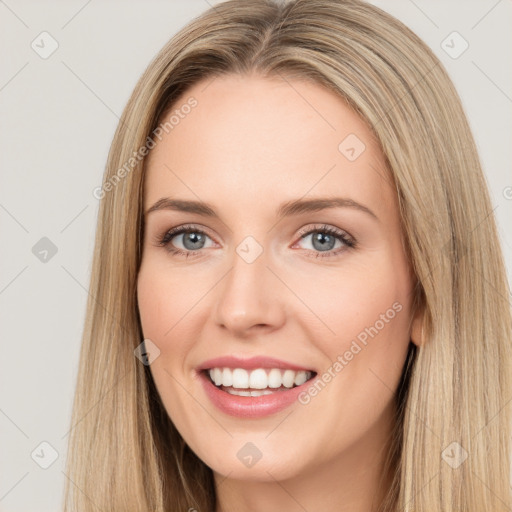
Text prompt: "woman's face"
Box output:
[[137, 73, 421, 482]]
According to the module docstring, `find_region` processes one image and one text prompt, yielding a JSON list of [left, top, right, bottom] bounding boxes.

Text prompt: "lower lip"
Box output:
[[199, 371, 313, 418]]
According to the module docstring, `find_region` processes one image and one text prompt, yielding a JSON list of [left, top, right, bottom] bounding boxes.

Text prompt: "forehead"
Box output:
[[144, 73, 394, 217]]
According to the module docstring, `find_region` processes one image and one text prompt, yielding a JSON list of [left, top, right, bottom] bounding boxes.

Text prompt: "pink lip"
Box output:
[[196, 356, 317, 418], [197, 355, 314, 372], [198, 370, 315, 418]]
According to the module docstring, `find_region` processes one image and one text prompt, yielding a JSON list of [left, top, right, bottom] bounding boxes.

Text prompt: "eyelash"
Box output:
[[155, 223, 356, 259]]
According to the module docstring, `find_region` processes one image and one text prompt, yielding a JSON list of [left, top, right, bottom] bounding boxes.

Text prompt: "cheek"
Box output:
[[303, 262, 413, 416], [292, 257, 409, 339], [137, 260, 204, 381], [298, 253, 413, 381], [136, 265, 188, 392], [137, 276, 161, 340], [137, 266, 198, 429], [137, 261, 196, 342]]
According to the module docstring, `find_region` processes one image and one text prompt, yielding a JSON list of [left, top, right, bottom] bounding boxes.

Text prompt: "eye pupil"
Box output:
[[183, 232, 205, 250], [312, 232, 335, 251]]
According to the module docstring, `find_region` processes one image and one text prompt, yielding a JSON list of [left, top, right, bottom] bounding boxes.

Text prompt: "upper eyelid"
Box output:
[[164, 224, 216, 241]]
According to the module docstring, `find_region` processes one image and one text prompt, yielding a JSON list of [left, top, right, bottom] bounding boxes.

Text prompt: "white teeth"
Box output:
[[268, 368, 282, 388], [251, 389, 274, 396], [222, 367, 232, 387], [232, 368, 249, 388], [213, 368, 223, 386], [294, 371, 308, 386], [207, 367, 313, 390], [249, 368, 268, 389], [282, 369, 296, 388], [226, 389, 275, 396]]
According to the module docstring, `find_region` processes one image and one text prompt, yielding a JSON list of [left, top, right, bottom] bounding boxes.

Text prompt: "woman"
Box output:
[[63, 0, 512, 510]]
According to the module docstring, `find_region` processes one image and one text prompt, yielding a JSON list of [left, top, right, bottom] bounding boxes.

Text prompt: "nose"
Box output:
[[213, 242, 286, 338]]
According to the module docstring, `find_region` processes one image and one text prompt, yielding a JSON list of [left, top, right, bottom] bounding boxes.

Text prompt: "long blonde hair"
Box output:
[[63, 1, 512, 510]]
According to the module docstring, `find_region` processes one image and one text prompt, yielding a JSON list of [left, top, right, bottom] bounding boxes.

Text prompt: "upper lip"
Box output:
[[197, 355, 315, 372]]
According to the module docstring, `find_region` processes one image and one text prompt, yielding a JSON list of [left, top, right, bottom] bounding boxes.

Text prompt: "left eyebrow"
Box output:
[[276, 197, 378, 221], [145, 196, 378, 222]]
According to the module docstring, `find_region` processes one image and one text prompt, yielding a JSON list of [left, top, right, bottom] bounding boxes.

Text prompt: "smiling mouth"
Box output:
[[204, 367, 317, 396]]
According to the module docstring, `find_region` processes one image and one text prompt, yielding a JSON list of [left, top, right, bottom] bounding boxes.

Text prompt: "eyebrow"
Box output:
[[145, 196, 378, 221]]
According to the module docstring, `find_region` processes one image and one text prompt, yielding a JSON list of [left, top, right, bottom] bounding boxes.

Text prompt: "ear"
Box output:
[[410, 306, 424, 347]]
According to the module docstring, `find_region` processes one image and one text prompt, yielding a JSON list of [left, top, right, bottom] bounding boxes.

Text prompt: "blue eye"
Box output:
[[156, 223, 356, 259], [295, 224, 355, 258], [157, 224, 213, 258]]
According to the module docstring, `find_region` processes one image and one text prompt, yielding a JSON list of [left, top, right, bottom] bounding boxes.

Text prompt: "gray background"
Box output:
[[0, 1, 511, 510]]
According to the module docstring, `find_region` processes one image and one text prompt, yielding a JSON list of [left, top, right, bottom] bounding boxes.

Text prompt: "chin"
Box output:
[[196, 441, 309, 482]]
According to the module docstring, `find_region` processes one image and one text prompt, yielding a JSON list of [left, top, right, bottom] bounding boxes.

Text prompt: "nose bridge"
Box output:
[[213, 235, 284, 334]]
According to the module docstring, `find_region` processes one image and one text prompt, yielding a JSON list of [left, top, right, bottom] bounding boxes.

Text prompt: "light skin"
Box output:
[[137, 72, 423, 512]]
